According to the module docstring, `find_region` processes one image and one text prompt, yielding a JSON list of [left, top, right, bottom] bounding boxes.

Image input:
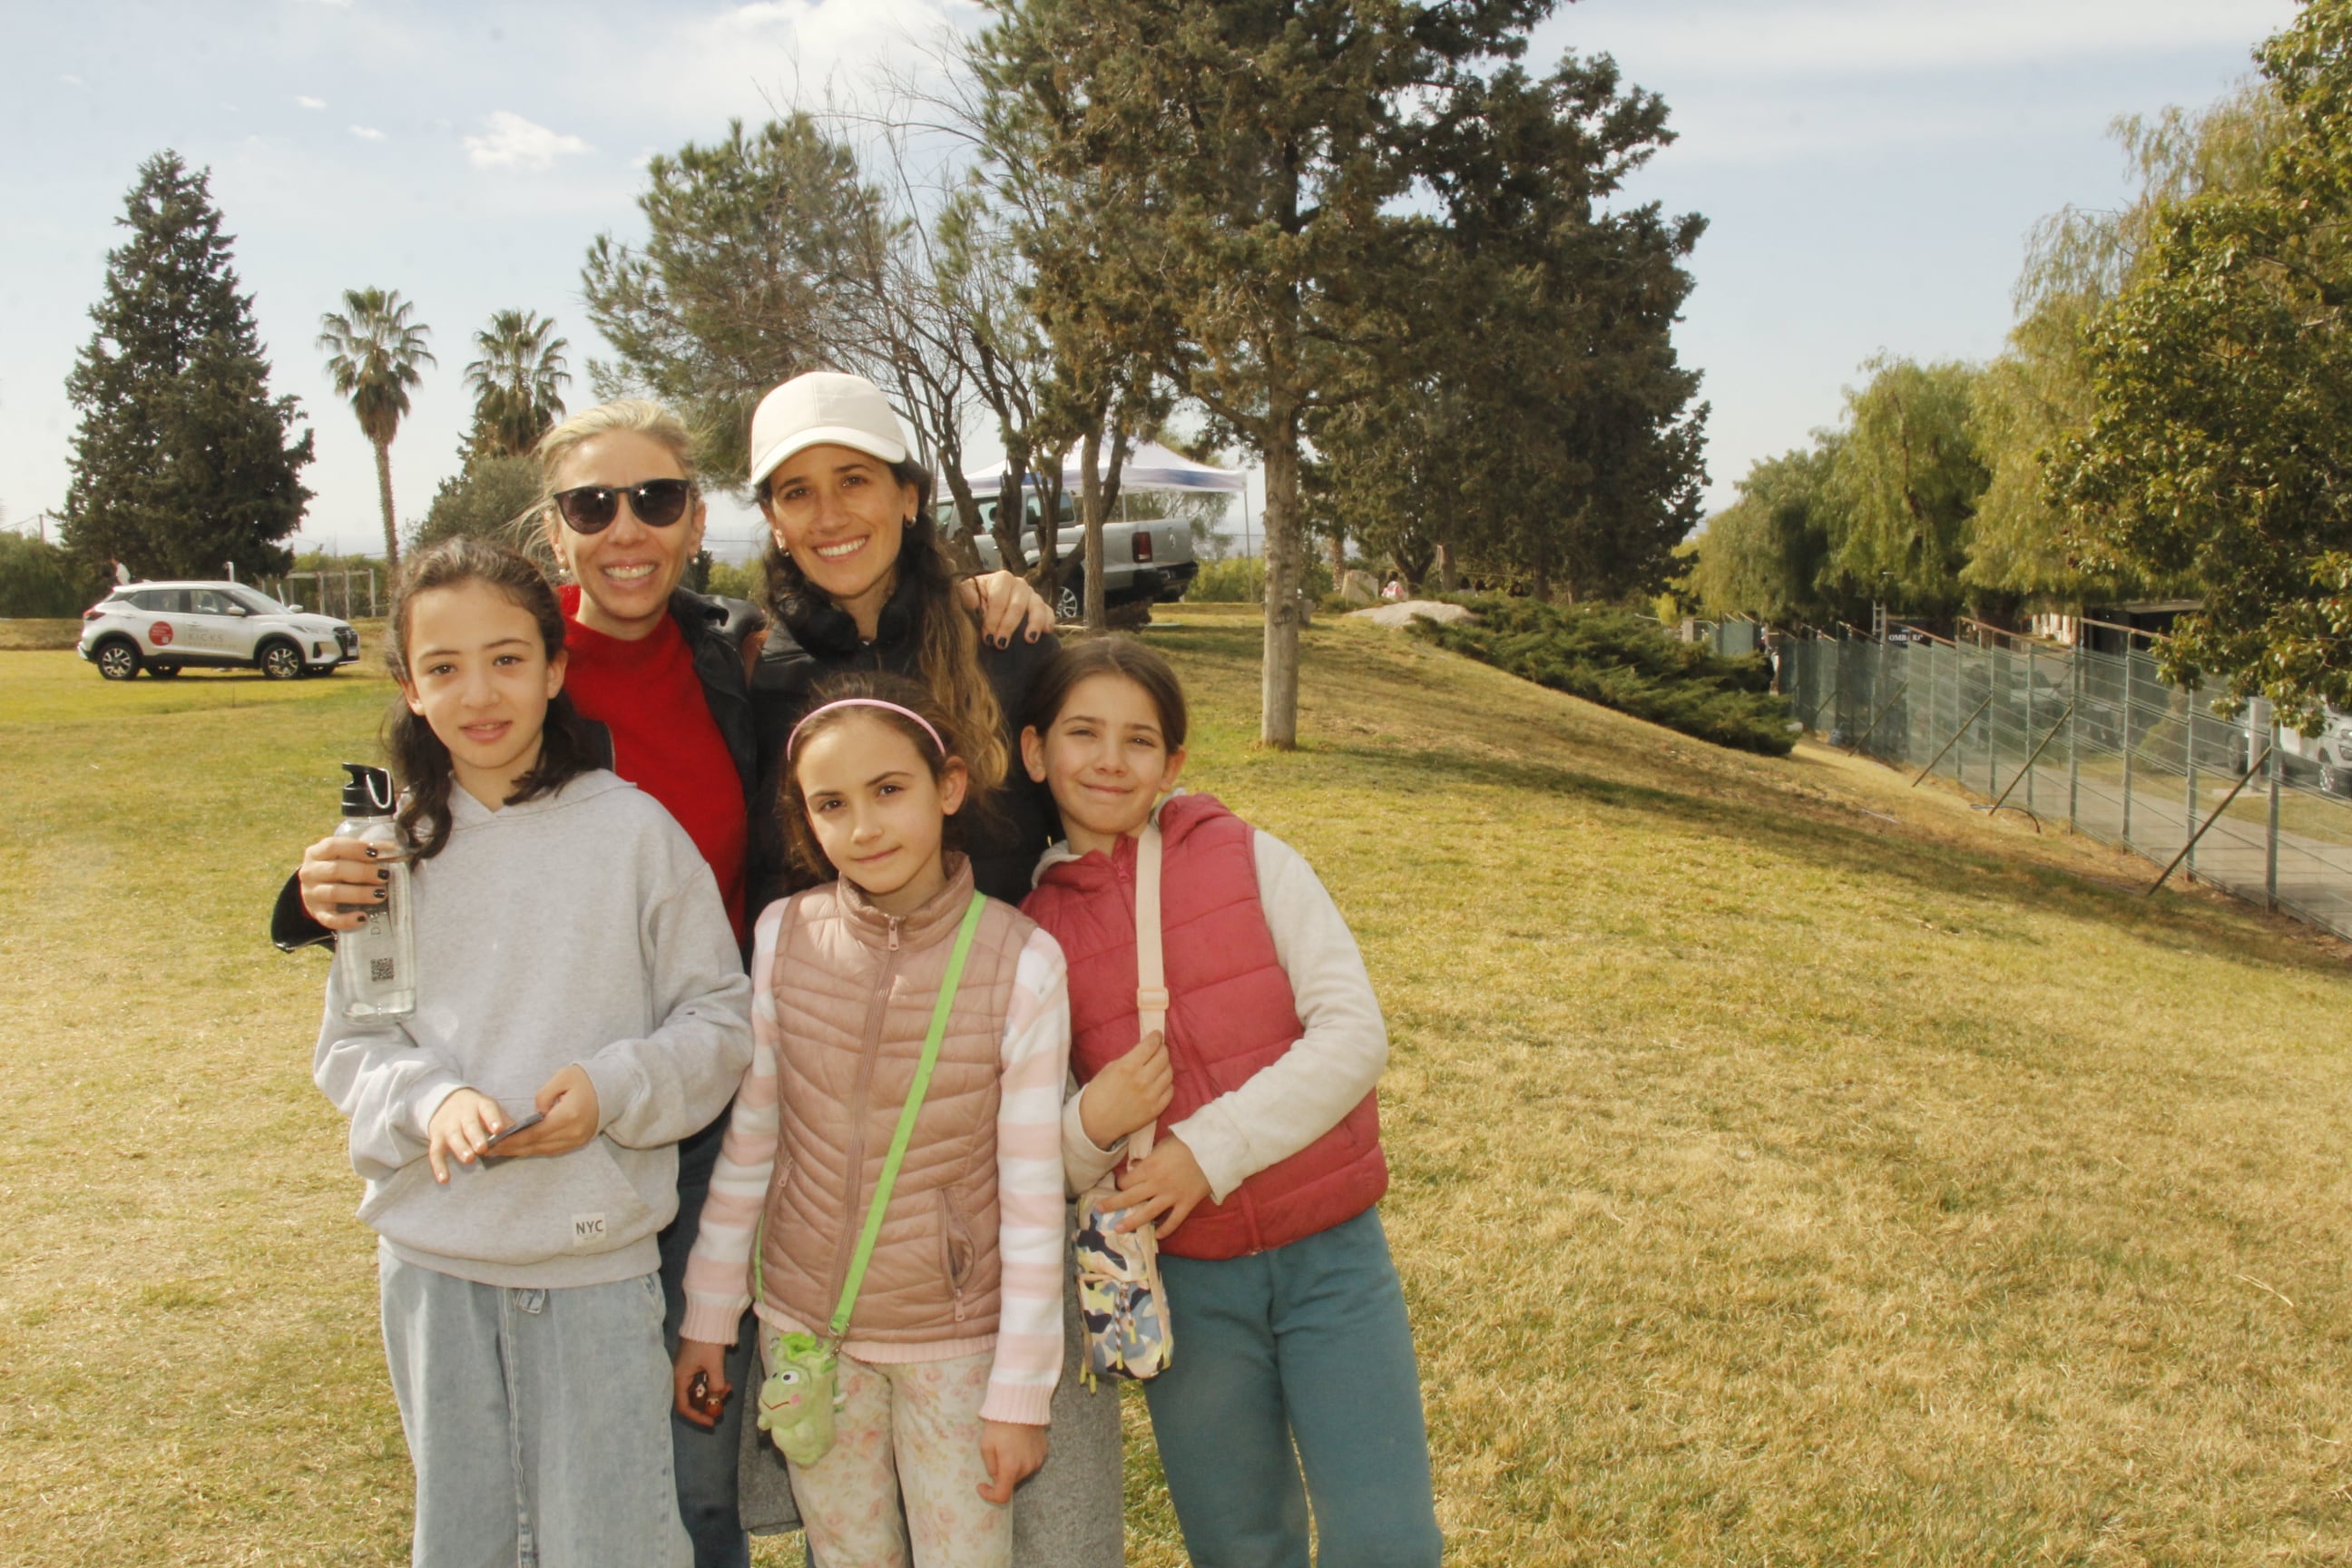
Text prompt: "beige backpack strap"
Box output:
[[1131, 819, 1167, 1161]]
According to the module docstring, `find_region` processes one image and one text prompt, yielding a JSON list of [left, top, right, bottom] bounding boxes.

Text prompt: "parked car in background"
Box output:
[[78, 581, 359, 681], [962, 499, 1199, 622], [2275, 705, 2352, 793]]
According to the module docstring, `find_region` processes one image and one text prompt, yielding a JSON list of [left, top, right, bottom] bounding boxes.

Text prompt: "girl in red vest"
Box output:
[[1020, 638, 1442, 1568]]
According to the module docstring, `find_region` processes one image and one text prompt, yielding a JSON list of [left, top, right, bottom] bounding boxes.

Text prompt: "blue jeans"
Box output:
[[661, 1135, 761, 1568], [1142, 1207, 1441, 1568], [378, 1249, 690, 1568]]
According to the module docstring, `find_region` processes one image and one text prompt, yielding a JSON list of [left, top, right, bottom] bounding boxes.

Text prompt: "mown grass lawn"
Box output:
[[4, 604, 2350, 1565]]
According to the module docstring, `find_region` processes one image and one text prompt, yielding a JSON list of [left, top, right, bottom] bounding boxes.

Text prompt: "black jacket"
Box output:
[[749, 573, 1061, 907], [270, 588, 766, 953]]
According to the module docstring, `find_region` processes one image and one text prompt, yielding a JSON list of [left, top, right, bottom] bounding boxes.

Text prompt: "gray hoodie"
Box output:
[[314, 769, 753, 1289]]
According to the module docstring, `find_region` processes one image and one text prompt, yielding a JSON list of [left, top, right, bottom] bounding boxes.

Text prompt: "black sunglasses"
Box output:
[[553, 479, 696, 534]]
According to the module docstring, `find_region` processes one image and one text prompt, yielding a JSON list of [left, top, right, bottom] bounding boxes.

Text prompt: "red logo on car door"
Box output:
[[151, 622, 174, 645]]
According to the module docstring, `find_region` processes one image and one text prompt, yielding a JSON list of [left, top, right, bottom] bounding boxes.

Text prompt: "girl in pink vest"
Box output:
[[672, 672, 1072, 1568], [1020, 637, 1442, 1568]]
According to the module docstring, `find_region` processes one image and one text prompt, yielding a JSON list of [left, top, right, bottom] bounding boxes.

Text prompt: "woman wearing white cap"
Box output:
[[735, 371, 1123, 1568], [273, 392, 1054, 1568]]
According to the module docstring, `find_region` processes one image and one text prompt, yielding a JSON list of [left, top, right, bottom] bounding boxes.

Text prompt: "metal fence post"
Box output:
[[2122, 649, 2136, 848], [2186, 690, 2200, 881], [2025, 645, 2037, 812], [2067, 643, 2082, 829], [2268, 716, 2282, 910]]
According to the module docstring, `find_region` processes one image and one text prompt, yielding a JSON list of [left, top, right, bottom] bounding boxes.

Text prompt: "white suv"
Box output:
[[78, 581, 359, 681]]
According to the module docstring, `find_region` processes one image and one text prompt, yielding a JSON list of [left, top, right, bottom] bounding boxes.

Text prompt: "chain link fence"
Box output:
[[1782, 630, 2352, 942]]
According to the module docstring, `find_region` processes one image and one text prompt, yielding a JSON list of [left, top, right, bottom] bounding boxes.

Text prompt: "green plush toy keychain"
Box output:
[[750, 894, 985, 1468]]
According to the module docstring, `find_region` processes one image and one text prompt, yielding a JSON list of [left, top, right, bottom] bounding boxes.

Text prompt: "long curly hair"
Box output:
[[383, 538, 594, 859], [760, 454, 1011, 797]]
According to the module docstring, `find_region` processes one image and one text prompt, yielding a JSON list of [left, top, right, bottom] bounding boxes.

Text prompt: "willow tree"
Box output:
[[2058, 1, 2352, 721]]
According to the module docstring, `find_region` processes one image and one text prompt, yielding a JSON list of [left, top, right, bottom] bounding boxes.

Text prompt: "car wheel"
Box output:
[[95, 640, 142, 681], [2325, 756, 2347, 796], [148, 663, 182, 679], [259, 641, 305, 680], [1055, 581, 1083, 622]]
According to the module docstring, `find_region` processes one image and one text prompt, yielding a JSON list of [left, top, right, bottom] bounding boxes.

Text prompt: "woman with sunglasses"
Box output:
[[273, 397, 1054, 1568]]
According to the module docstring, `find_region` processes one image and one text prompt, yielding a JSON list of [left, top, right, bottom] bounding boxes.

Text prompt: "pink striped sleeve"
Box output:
[[678, 898, 789, 1347], [981, 924, 1072, 1425]]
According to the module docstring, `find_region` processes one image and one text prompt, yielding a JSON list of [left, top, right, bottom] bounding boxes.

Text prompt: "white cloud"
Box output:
[[60, 74, 84, 88], [349, 124, 386, 141], [298, 94, 326, 110], [464, 110, 593, 171]]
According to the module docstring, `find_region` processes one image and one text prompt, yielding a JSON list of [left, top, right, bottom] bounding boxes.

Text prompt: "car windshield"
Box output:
[[228, 586, 287, 615]]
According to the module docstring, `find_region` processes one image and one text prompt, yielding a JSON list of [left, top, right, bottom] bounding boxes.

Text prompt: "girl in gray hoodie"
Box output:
[[314, 540, 752, 1568]]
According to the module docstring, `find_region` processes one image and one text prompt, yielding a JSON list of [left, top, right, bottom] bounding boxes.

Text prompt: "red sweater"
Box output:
[[561, 587, 749, 943]]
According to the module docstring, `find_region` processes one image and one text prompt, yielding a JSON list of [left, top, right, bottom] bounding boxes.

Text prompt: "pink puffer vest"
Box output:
[[759, 857, 1035, 1343], [1024, 793, 1387, 1260]]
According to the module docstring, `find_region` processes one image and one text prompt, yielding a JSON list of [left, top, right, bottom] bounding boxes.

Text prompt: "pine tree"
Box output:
[[63, 152, 314, 582]]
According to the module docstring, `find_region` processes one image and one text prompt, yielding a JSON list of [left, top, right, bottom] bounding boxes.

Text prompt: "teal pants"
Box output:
[[1142, 1206, 1441, 1568]]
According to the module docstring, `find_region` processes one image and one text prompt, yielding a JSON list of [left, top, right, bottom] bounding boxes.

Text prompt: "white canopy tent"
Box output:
[[959, 440, 1257, 555], [959, 440, 1248, 498]]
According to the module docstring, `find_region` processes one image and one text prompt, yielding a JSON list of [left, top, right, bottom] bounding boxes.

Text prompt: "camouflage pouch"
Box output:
[[1075, 818, 1176, 1385], [1075, 1191, 1173, 1382]]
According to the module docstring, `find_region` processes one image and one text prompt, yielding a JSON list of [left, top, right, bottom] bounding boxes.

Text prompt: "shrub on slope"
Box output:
[[1410, 596, 1795, 756]]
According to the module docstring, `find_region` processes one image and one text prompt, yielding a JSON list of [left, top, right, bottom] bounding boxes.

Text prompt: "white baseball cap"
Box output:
[[747, 371, 910, 488]]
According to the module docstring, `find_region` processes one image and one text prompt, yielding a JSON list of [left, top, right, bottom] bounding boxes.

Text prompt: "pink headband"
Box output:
[[787, 698, 946, 761]]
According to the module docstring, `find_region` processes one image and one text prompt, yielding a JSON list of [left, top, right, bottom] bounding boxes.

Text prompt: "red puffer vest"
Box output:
[[1024, 793, 1387, 1260]]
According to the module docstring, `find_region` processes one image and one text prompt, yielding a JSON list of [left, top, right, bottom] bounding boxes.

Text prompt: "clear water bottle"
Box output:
[[334, 763, 416, 1020]]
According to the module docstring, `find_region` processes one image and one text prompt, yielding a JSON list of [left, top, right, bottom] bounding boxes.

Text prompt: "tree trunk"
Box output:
[[1327, 525, 1345, 595], [993, 449, 1032, 575], [1531, 561, 1550, 603], [1436, 539, 1459, 595], [374, 436, 400, 573], [1259, 398, 1305, 749], [937, 465, 986, 576], [1080, 425, 1108, 632]]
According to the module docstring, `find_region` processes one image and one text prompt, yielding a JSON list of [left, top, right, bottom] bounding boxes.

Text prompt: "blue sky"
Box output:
[[0, 0, 2302, 563]]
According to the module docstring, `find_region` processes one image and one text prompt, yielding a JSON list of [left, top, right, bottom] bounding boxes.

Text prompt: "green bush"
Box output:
[[1183, 555, 1332, 603], [1411, 596, 1796, 756], [410, 456, 544, 555], [701, 557, 764, 603], [0, 534, 100, 618]]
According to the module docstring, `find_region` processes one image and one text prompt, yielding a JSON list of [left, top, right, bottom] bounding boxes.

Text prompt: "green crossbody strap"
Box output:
[[750, 892, 990, 1339]]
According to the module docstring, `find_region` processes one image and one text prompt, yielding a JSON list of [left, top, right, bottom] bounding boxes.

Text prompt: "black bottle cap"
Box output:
[[341, 762, 395, 818]]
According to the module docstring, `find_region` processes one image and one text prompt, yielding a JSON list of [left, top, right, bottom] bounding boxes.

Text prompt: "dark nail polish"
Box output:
[[374, 889, 387, 902], [366, 846, 379, 859], [377, 867, 390, 881]]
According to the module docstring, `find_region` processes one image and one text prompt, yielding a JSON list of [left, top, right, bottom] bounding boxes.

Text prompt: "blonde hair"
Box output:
[[518, 398, 702, 570]]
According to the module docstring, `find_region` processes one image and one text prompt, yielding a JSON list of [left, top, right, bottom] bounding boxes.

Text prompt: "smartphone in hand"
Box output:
[[477, 1110, 546, 1165]]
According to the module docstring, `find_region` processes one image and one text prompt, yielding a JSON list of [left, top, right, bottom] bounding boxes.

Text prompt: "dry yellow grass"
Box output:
[[4, 604, 2350, 1564]]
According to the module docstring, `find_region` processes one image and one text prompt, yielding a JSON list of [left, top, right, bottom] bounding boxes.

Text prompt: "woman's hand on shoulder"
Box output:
[[1078, 1030, 1172, 1151], [300, 835, 395, 931], [959, 571, 1054, 648], [977, 1419, 1048, 1504]]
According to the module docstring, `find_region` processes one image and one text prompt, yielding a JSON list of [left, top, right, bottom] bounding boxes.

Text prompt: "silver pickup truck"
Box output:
[[965, 510, 1198, 622]]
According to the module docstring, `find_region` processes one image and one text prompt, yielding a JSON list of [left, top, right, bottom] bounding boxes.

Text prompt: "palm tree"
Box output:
[[464, 309, 572, 459], [318, 288, 435, 571]]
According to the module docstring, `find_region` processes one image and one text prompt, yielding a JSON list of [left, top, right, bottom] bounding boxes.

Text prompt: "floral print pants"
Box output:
[[767, 1332, 1009, 1568]]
